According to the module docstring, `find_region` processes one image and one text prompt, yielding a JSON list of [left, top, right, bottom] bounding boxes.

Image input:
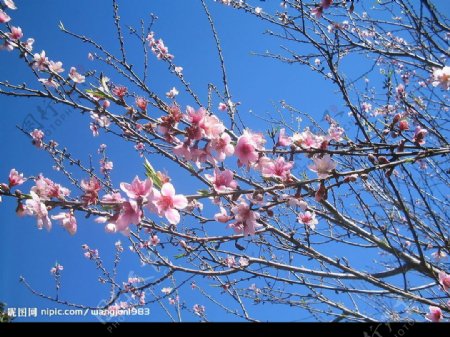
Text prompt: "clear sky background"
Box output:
[[1, 0, 449, 322]]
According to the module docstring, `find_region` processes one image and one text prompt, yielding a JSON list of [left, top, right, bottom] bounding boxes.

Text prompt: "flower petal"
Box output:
[[173, 195, 188, 209], [165, 208, 180, 225], [161, 183, 175, 197]]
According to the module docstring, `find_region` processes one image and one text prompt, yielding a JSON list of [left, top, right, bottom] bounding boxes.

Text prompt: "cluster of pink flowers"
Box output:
[[90, 112, 111, 137], [173, 106, 234, 167], [82, 244, 99, 260], [95, 176, 188, 234], [30, 129, 45, 148], [68, 67, 85, 84], [80, 177, 101, 205], [228, 200, 261, 236], [193, 304, 206, 316], [146, 32, 173, 60], [18, 174, 72, 232], [205, 168, 237, 193], [31, 49, 82, 88], [24, 191, 52, 231], [260, 156, 293, 182], [50, 263, 63, 275], [32, 174, 70, 200]]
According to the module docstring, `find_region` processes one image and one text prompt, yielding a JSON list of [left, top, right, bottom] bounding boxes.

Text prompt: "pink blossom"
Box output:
[[120, 176, 152, 201], [115, 240, 123, 252], [206, 132, 234, 162], [224, 255, 236, 268], [218, 102, 227, 111], [0, 9, 11, 23], [3, 0, 16, 10], [205, 169, 237, 192], [152, 38, 174, 60], [113, 85, 128, 99], [104, 223, 117, 233], [298, 211, 318, 230], [166, 87, 179, 99], [398, 119, 409, 131], [115, 200, 142, 232], [24, 191, 52, 231], [9, 168, 25, 187], [239, 256, 249, 267], [90, 123, 99, 137], [100, 159, 113, 174], [147, 183, 188, 225], [193, 304, 205, 316], [439, 271, 450, 292], [33, 50, 49, 71], [174, 66, 183, 75], [292, 128, 323, 149], [150, 235, 160, 246], [80, 177, 101, 205], [32, 175, 70, 200], [135, 97, 147, 111], [413, 126, 427, 145], [201, 114, 225, 139], [50, 263, 63, 275], [38, 78, 60, 88], [308, 154, 337, 178], [48, 60, 64, 74], [0, 38, 14, 51], [214, 206, 233, 223], [7, 26, 22, 40], [260, 156, 293, 181], [186, 106, 206, 124], [361, 102, 372, 113], [51, 211, 77, 235], [168, 296, 179, 305], [277, 128, 292, 147], [328, 124, 344, 142], [173, 141, 193, 161], [425, 306, 442, 322], [69, 67, 85, 84], [432, 66, 450, 90], [134, 142, 145, 151], [229, 201, 260, 236], [30, 129, 45, 148], [22, 37, 34, 52], [235, 134, 259, 166], [161, 287, 172, 295]]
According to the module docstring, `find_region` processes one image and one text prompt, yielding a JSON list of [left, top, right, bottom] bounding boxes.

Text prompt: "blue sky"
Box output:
[[1, 0, 449, 323]]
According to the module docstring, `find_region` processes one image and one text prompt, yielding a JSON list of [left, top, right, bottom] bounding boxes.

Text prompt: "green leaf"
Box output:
[[144, 158, 163, 189], [99, 73, 112, 96], [86, 88, 112, 100], [197, 189, 210, 196]]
